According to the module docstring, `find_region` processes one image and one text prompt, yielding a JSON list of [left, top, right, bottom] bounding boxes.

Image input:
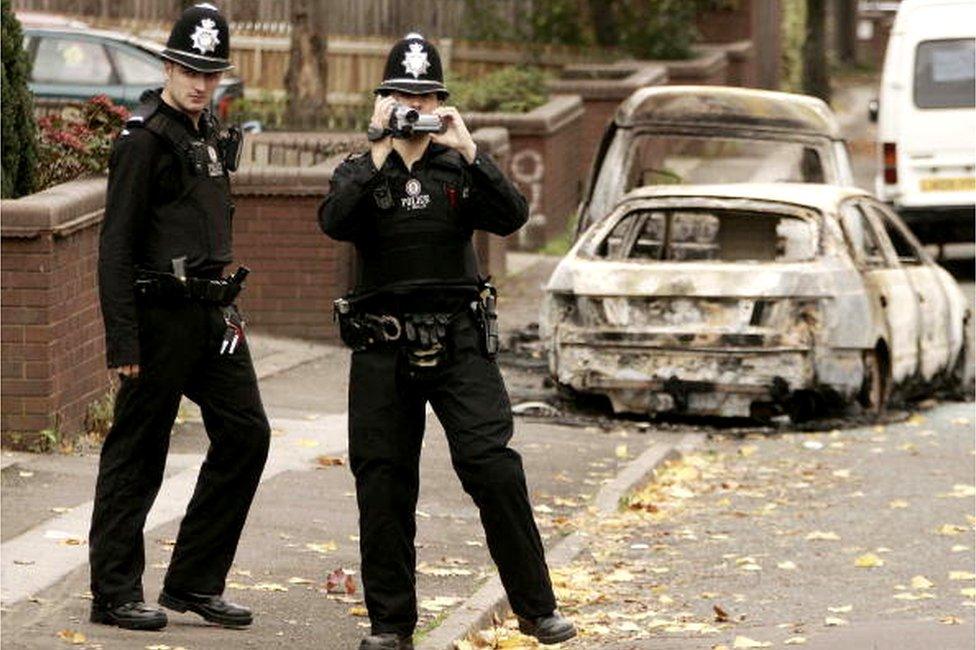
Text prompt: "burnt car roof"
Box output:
[[615, 86, 843, 139], [615, 183, 871, 215]]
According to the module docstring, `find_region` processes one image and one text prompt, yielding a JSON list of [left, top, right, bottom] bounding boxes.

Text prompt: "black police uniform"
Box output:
[[318, 37, 558, 636], [89, 3, 269, 627]]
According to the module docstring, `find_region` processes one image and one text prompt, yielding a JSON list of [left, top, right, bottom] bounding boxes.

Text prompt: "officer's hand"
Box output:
[[369, 95, 396, 169], [370, 95, 396, 132], [117, 364, 140, 379], [432, 106, 477, 164]]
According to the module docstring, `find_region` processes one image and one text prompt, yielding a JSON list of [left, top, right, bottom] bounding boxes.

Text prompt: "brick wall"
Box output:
[[466, 95, 585, 249], [698, 0, 781, 89], [1, 179, 109, 446], [230, 167, 349, 341]]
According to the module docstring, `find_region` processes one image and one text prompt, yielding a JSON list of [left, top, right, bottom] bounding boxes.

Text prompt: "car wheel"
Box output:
[[859, 349, 890, 415], [947, 314, 975, 400]]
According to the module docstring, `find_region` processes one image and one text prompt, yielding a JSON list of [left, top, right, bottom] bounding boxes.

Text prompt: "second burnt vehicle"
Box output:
[[576, 85, 857, 236], [541, 183, 972, 421]]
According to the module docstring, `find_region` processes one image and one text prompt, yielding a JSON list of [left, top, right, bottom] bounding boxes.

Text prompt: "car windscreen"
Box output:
[[595, 209, 819, 263], [914, 38, 976, 109], [587, 133, 828, 228]]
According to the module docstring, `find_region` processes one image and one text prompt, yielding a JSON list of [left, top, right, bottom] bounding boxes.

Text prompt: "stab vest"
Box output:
[[126, 93, 234, 274], [356, 147, 480, 294]]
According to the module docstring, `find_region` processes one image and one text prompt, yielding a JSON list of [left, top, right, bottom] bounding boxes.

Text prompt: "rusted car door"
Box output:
[[838, 200, 920, 382], [864, 200, 953, 380]]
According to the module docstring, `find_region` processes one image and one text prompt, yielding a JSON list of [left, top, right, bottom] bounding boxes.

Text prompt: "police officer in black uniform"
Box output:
[[319, 34, 576, 650], [89, 3, 269, 631]]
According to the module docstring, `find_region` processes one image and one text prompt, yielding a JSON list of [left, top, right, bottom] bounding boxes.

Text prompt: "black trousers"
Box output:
[[348, 318, 557, 635], [89, 301, 270, 607]]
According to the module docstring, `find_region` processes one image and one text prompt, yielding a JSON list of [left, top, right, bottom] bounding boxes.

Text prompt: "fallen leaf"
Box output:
[[739, 445, 758, 458], [911, 575, 934, 590], [349, 606, 368, 617], [893, 592, 935, 601], [615, 444, 629, 459], [294, 438, 320, 448], [325, 568, 357, 595], [306, 541, 338, 554], [855, 553, 885, 568], [287, 577, 314, 585], [713, 604, 730, 622], [888, 500, 909, 509], [252, 582, 288, 592], [939, 485, 976, 498], [951, 545, 970, 553], [961, 587, 976, 598], [950, 571, 976, 581], [19, 471, 34, 478], [733, 636, 772, 648], [832, 469, 851, 479], [534, 504, 554, 514], [937, 524, 968, 536], [56, 630, 85, 644], [419, 596, 461, 612], [827, 605, 853, 613], [940, 616, 963, 625], [416, 563, 473, 577], [802, 441, 824, 450], [605, 568, 635, 582], [777, 561, 798, 570], [315, 455, 345, 467], [806, 531, 841, 541], [784, 638, 807, 645], [824, 616, 848, 626]]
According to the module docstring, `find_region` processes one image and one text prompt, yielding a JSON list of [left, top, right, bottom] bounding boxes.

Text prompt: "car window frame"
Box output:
[[861, 198, 933, 267], [30, 34, 120, 86], [838, 198, 890, 269]]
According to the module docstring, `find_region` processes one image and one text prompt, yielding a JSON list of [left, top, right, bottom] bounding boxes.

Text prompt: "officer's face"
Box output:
[[391, 91, 440, 113], [164, 62, 222, 116]]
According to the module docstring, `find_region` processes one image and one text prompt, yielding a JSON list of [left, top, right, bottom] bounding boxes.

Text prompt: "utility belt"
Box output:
[[135, 265, 250, 306], [333, 281, 500, 366]]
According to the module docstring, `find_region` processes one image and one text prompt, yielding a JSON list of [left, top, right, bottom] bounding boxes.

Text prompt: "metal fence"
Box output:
[[12, 0, 530, 37]]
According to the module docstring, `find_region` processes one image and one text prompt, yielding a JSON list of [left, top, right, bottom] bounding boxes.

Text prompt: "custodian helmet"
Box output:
[[374, 33, 449, 98], [160, 3, 234, 73]]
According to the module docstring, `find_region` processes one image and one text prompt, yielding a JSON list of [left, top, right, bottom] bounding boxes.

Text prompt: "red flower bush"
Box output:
[[36, 95, 129, 190]]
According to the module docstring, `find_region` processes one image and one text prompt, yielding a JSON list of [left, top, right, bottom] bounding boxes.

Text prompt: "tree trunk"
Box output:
[[587, 0, 619, 47], [285, 0, 329, 129], [834, 0, 858, 65], [802, 0, 831, 102]]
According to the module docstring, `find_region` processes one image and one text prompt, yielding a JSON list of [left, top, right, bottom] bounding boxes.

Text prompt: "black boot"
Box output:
[[90, 601, 167, 630], [358, 632, 414, 649], [158, 588, 252, 627], [518, 611, 577, 644]]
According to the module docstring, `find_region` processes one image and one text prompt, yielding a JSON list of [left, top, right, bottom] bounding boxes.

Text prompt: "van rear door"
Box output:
[[896, 5, 976, 210]]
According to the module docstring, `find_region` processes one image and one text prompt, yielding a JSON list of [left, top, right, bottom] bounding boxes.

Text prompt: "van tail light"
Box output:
[[883, 142, 897, 185], [217, 95, 235, 120]]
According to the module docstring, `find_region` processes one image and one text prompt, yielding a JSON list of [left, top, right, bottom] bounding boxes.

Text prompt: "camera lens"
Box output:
[[403, 108, 419, 123]]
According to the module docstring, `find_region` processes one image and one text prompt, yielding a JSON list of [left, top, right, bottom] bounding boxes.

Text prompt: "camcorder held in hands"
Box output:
[[389, 104, 445, 138]]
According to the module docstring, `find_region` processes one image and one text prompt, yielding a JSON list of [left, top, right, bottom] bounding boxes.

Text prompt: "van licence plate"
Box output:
[[919, 177, 976, 192]]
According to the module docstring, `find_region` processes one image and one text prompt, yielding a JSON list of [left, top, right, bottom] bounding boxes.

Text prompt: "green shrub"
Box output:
[[1, 0, 38, 198], [35, 95, 129, 191], [450, 67, 550, 113]]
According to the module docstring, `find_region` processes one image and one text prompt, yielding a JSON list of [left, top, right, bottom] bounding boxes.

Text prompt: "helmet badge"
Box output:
[[402, 42, 430, 79], [190, 18, 220, 55]]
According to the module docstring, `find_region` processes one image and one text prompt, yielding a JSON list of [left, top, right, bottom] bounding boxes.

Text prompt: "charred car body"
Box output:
[[541, 184, 972, 420], [577, 86, 856, 236]]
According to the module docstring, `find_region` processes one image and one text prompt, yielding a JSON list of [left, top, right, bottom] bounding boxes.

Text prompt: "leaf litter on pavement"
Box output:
[[470, 410, 975, 647]]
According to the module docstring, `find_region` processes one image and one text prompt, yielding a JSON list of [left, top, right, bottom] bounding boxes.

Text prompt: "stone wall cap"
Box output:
[[464, 94, 584, 135], [653, 48, 728, 78], [700, 40, 755, 60], [1, 177, 107, 237], [548, 63, 667, 100], [231, 165, 334, 196]]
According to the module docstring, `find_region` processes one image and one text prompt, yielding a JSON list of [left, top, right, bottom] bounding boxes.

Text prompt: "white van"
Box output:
[[872, 0, 975, 246]]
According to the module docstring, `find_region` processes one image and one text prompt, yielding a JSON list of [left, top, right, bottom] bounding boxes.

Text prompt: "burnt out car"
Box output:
[[541, 184, 972, 420], [578, 86, 856, 236]]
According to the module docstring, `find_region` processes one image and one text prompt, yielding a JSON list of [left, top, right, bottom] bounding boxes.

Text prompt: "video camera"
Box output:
[[389, 104, 445, 138]]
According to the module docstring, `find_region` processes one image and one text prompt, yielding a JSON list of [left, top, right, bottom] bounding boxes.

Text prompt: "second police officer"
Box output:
[[319, 34, 577, 650], [90, 3, 269, 632]]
